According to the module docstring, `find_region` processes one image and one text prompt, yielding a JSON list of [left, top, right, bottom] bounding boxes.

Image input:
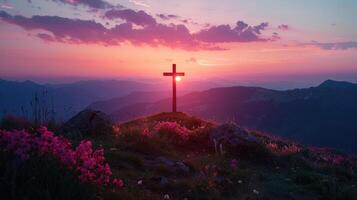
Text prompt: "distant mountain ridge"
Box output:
[[88, 80, 357, 153], [0, 79, 160, 121], [0, 79, 221, 121]]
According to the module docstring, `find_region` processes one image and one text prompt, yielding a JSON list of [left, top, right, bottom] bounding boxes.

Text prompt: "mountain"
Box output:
[[0, 79, 47, 117], [318, 79, 356, 89], [87, 91, 170, 114], [99, 80, 357, 153], [0, 79, 159, 121]]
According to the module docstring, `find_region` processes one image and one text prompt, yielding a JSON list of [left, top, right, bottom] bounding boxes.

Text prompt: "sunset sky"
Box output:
[[1, 0, 357, 84]]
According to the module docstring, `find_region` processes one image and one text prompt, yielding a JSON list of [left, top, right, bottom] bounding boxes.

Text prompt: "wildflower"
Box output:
[[163, 194, 170, 200], [137, 179, 143, 185], [0, 129, 32, 161], [266, 142, 278, 151], [113, 178, 124, 188], [253, 189, 259, 195], [0, 127, 123, 188], [153, 121, 191, 143], [142, 128, 152, 137], [281, 144, 301, 154]]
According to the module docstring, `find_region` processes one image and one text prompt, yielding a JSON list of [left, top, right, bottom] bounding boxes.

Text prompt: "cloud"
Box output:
[[129, 0, 150, 8], [0, 11, 111, 44], [306, 41, 357, 50], [194, 21, 269, 43], [0, 10, 276, 51], [278, 24, 289, 31], [105, 9, 156, 26], [0, 3, 14, 10], [52, 0, 113, 9], [156, 14, 179, 20], [272, 32, 280, 40]]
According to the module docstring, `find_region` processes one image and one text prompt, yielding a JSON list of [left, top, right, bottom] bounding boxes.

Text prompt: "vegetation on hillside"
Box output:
[[1, 112, 357, 200]]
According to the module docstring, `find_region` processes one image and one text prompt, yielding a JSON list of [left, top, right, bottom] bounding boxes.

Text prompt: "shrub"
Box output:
[[153, 121, 192, 145], [0, 127, 123, 194]]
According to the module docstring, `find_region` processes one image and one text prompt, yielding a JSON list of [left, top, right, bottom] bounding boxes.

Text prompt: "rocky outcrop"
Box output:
[[209, 122, 260, 147], [62, 109, 113, 136]]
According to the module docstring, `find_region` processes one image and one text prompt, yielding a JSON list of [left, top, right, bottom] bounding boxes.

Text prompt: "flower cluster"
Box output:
[[0, 129, 32, 160], [153, 121, 191, 142], [142, 128, 153, 138], [281, 144, 301, 154], [266, 142, 301, 155], [0, 128, 123, 188], [309, 147, 348, 165], [266, 142, 278, 152]]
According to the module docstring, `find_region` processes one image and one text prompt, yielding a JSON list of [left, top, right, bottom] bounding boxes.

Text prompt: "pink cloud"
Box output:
[[105, 9, 156, 26], [278, 24, 289, 31], [52, 0, 113, 9], [195, 21, 269, 43], [0, 10, 276, 51]]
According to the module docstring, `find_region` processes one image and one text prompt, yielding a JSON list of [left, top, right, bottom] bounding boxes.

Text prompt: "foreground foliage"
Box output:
[[1, 112, 357, 199], [0, 127, 123, 200]]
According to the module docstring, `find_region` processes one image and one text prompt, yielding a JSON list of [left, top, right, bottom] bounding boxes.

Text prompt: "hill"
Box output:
[[1, 112, 356, 199], [92, 80, 357, 153]]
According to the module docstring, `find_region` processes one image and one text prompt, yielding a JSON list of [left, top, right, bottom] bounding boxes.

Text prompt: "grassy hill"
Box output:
[[1, 112, 357, 199]]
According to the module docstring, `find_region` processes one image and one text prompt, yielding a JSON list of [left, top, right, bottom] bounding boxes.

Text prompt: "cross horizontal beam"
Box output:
[[163, 72, 185, 76]]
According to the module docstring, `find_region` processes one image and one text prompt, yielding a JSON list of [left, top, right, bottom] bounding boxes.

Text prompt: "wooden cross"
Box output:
[[163, 64, 185, 112]]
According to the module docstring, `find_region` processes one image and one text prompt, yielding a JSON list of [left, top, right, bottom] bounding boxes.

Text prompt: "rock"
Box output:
[[209, 123, 272, 161], [62, 109, 113, 136], [160, 176, 169, 185], [175, 161, 190, 174], [144, 156, 192, 176], [209, 122, 260, 146]]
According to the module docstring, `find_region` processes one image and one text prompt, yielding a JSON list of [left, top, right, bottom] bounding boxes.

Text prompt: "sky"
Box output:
[[0, 0, 357, 85]]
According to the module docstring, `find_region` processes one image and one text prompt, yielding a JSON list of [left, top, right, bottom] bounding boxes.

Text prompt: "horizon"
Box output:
[[1, 73, 357, 91]]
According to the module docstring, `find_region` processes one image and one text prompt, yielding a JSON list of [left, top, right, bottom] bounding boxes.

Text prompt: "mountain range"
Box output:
[[1, 78, 357, 153], [88, 80, 357, 153]]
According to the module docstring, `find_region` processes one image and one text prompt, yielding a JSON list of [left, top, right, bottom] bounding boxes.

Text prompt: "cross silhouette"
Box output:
[[163, 64, 185, 112]]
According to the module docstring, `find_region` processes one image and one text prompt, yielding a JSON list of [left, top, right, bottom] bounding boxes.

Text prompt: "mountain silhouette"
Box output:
[[90, 80, 357, 153]]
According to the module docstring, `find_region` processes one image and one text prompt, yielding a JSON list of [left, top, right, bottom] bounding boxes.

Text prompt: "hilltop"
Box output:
[[1, 112, 356, 200]]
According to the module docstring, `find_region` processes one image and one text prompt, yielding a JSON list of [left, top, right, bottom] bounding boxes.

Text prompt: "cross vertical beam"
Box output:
[[163, 64, 185, 112], [172, 64, 177, 112]]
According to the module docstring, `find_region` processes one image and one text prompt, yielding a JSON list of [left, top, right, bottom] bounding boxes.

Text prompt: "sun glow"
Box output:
[[175, 76, 182, 82]]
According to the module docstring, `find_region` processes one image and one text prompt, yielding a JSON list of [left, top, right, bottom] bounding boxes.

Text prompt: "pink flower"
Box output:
[[142, 128, 153, 137], [0, 127, 123, 188], [281, 144, 301, 154], [113, 178, 124, 188], [153, 121, 191, 144], [0, 129, 33, 161]]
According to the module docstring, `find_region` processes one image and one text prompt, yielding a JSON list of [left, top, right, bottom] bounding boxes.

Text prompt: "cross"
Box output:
[[163, 64, 185, 112]]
